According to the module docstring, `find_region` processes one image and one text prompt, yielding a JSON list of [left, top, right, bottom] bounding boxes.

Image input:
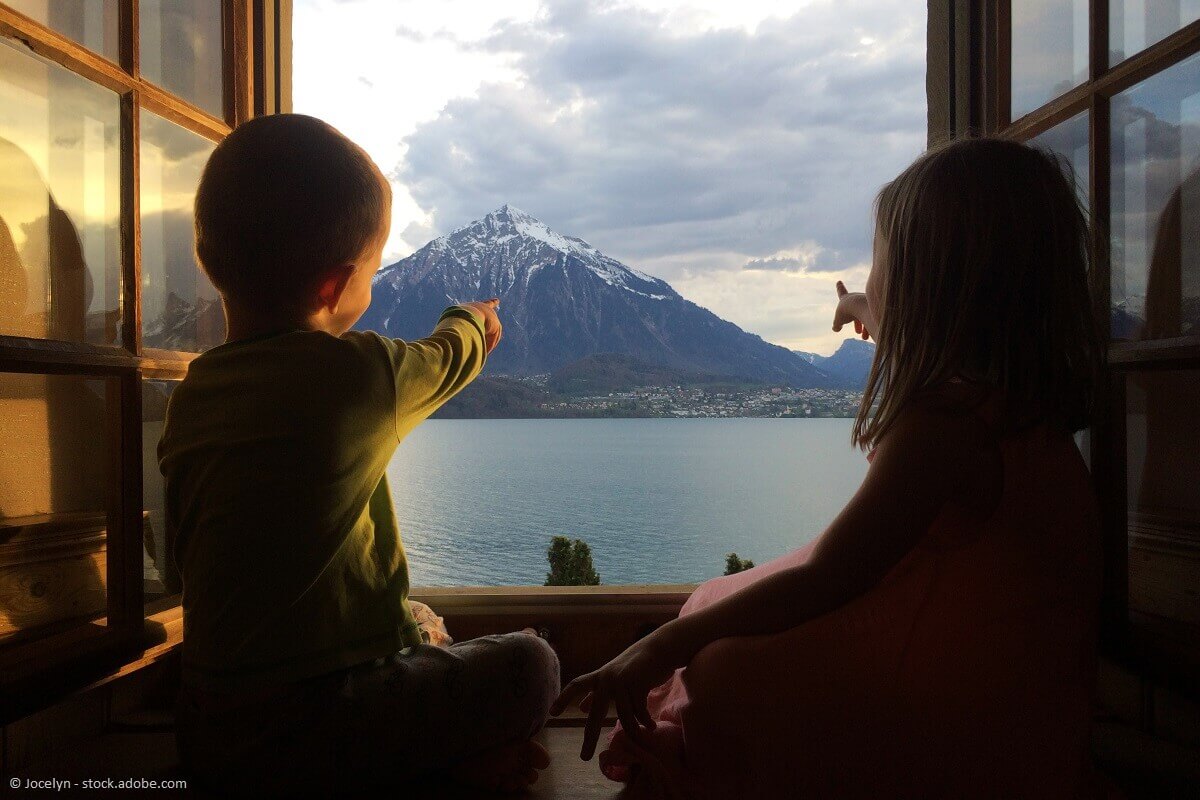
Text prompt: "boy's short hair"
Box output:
[[194, 114, 389, 312]]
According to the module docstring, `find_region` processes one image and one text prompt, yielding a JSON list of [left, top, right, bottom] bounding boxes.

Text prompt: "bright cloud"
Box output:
[[294, 0, 925, 354]]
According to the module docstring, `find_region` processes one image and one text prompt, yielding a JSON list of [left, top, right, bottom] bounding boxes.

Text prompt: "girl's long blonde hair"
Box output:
[[853, 138, 1103, 450]]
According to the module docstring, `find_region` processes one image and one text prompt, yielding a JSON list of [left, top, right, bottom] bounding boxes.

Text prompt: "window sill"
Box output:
[[412, 586, 696, 680], [411, 584, 695, 616], [0, 605, 183, 725]]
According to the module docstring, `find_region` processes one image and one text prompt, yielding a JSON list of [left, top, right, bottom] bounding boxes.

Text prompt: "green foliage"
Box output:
[[546, 535, 601, 586], [724, 552, 756, 576]]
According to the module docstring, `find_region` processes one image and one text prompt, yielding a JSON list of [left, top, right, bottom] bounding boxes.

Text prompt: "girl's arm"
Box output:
[[552, 405, 994, 759]]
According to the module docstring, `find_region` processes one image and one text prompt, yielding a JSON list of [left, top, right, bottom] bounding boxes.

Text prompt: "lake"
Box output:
[[388, 418, 868, 586]]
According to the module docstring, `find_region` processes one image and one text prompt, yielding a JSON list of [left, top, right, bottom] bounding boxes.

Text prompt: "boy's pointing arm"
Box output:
[[387, 299, 502, 434]]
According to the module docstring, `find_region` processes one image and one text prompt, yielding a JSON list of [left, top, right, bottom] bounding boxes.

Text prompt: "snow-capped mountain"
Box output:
[[357, 205, 831, 385]]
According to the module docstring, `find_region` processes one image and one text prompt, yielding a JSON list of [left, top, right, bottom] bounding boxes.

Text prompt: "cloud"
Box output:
[[394, 24, 428, 41], [745, 256, 811, 272], [394, 24, 465, 44], [397, 0, 925, 282], [742, 242, 849, 273]]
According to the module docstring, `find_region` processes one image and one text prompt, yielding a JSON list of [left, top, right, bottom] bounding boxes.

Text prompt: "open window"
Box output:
[[931, 0, 1200, 695], [0, 0, 288, 718]]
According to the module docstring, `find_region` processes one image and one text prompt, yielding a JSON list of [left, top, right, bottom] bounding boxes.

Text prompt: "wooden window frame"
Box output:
[[0, 0, 291, 720], [932, 0, 1200, 697]]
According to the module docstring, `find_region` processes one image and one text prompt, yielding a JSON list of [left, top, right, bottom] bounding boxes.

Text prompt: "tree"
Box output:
[[546, 536, 601, 586], [724, 552, 755, 576]]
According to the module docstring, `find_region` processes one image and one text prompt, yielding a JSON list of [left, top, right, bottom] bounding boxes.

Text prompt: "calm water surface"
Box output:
[[388, 419, 868, 586]]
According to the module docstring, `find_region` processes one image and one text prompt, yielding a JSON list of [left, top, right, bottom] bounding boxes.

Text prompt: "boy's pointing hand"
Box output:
[[461, 298, 503, 353]]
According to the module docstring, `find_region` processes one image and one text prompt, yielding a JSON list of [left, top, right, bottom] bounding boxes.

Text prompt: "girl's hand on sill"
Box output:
[[550, 633, 676, 760]]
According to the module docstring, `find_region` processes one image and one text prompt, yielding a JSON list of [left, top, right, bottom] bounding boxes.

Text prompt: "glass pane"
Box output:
[[5, 1, 120, 62], [1032, 110, 1091, 205], [143, 379, 179, 607], [1110, 0, 1200, 63], [1011, 0, 1090, 119], [140, 111, 224, 352], [139, 0, 225, 117], [0, 372, 109, 644], [1110, 51, 1200, 341], [1074, 428, 1092, 470], [1127, 369, 1200, 624], [0, 40, 122, 347]]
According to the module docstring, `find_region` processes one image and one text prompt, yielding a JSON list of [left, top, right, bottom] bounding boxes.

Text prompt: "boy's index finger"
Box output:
[[485, 298, 500, 308], [836, 280, 848, 298]]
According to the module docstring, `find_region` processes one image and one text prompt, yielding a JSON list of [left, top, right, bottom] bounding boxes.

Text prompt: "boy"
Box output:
[[161, 114, 559, 796]]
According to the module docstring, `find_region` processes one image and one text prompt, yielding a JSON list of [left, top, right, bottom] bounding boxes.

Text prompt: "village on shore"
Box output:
[[516, 378, 864, 418]]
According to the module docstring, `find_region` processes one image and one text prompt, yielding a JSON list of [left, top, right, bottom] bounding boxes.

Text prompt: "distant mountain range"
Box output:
[[357, 205, 831, 387], [794, 338, 875, 388]]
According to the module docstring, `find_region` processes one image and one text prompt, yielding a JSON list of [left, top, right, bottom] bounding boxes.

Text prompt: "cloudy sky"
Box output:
[[294, 0, 926, 354]]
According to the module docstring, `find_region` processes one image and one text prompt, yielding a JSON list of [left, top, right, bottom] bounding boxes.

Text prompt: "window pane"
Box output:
[[1110, 51, 1200, 341], [1032, 109, 1091, 205], [0, 372, 109, 645], [1011, 0, 1090, 119], [5, 0, 120, 62], [1127, 369, 1200, 624], [1110, 0, 1200, 63], [139, 0, 225, 117], [140, 111, 224, 352], [143, 379, 179, 607], [0, 40, 122, 347]]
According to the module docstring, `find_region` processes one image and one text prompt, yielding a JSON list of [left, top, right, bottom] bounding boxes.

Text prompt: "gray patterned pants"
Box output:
[[177, 634, 561, 797]]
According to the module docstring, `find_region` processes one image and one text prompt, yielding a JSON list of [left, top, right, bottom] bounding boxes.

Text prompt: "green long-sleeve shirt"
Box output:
[[159, 308, 486, 691]]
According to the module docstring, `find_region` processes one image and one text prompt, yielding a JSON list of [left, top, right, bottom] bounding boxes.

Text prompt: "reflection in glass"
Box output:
[[0, 372, 109, 644], [5, 1, 120, 62], [1110, 51, 1200, 340], [139, 0, 225, 117], [0, 40, 122, 347], [1011, 0, 1089, 119], [1110, 0, 1200, 63], [1032, 110, 1090, 205], [140, 111, 224, 352], [143, 380, 180, 605], [1126, 369, 1200, 624]]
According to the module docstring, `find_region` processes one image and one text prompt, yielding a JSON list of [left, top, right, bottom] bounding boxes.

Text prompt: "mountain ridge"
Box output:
[[794, 338, 875, 388], [356, 206, 832, 386]]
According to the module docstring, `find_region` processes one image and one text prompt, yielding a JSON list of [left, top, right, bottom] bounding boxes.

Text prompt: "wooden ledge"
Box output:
[[0, 605, 183, 725], [412, 585, 695, 616]]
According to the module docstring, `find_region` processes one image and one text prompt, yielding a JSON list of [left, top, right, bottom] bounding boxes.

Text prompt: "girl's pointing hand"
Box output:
[[833, 281, 873, 341]]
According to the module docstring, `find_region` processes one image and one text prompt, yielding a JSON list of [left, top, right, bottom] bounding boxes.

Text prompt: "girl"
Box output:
[[551, 138, 1105, 799]]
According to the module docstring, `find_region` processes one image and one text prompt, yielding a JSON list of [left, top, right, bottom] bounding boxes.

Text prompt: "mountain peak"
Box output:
[[469, 205, 596, 258], [494, 202, 529, 218]]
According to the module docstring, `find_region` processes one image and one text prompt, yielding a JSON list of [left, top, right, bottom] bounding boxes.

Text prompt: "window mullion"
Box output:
[[1089, 0, 1107, 80], [105, 370, 144, 632], [122, 92, 142, 356], [225, 0, 253, 126]]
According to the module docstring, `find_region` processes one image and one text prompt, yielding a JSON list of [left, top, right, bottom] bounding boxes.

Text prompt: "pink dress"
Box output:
[[600, 423, 1102, 799]]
